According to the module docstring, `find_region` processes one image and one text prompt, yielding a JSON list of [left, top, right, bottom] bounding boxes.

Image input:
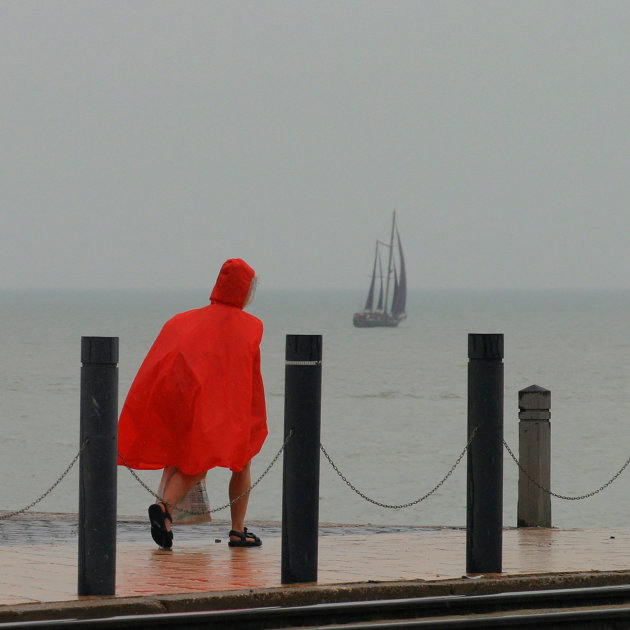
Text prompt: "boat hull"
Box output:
[[353, 311, 406, 328]]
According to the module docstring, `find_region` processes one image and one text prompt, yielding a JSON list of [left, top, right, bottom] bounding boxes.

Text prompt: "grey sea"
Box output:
[[3, 288, 630, 529]]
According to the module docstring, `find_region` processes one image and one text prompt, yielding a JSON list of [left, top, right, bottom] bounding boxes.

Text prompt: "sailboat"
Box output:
[[353, 211, 407, 328]]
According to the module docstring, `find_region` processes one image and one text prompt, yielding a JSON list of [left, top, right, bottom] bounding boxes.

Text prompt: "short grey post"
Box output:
[[78, 336, 119, 596], [466, 333, 504, 574], [281, 334, 322, 584], [517, 385, 551, 528]]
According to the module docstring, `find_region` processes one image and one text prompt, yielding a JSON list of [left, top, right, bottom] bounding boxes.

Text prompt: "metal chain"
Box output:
[[0, 441, 88, 521], [210, 430, 292, 513], [320, 428, 477, 510], [504, 438, 630, 501], [120, 430, 293, 514]]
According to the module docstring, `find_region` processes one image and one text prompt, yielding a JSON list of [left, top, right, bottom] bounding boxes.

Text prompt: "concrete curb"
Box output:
[[3, 570, 630, 623]]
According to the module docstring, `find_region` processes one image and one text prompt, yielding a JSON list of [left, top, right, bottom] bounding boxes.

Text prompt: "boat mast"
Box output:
[[383, 210, 396, 314], [364, 240, 379, 311]]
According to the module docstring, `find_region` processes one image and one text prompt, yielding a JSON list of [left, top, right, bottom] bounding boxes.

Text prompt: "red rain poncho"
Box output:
[[117, 259, 267, 475]]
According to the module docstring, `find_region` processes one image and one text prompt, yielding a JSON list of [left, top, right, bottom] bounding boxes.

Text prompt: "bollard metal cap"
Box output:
[[285, 334, 322, 363], [468, 333, 504, 360], [81, 337, 119, 365]]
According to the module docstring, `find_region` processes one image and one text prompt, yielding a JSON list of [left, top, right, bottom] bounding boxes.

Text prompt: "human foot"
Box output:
[[148, 502, 173, 549], [228, 527, 262, 547]]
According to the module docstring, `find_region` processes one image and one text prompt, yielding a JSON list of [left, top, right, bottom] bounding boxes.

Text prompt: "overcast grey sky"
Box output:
[[2, 1, 629, 291]]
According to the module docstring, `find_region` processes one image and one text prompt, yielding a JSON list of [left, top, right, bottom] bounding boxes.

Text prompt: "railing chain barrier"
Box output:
[[504, 438, 630, 501], [14, 430, 626, 520], [121, 430, 293, 515], [320, 427, 477, 509], [0, 440, 89, 521]]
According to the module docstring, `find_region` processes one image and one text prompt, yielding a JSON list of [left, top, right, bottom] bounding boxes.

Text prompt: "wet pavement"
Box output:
[[2, 512, 630, 609]]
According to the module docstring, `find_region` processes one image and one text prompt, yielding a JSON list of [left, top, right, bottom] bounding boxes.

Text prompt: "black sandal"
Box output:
[[228, 527, 262, 547], [148, 502, 173, 550]]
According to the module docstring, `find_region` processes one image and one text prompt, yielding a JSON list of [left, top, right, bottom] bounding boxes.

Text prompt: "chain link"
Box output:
[[504, 438, 630, 501], [120, 430, 293, 514], [320, 428, 477, 509], [0, 441, 88, 521]]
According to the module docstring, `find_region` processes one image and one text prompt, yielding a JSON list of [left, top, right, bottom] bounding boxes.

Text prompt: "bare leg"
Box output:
[[229, 461, 251, 540], [157, 468, 206, 532]]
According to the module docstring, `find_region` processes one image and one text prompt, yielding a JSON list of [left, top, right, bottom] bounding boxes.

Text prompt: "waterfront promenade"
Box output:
[[2, 512, 630, 622]]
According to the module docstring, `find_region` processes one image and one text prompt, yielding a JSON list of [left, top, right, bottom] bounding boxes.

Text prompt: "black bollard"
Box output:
[[78, 336, 119, 596], [466, 333, 504, 574], [281, 334, 322, 584]]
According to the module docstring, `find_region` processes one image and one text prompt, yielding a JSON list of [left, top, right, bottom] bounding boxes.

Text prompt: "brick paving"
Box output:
[[1, 513, 630, 607]]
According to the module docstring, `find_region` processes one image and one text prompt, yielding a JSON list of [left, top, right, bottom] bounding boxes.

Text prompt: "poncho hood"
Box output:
[[210, 258, 255, 308]]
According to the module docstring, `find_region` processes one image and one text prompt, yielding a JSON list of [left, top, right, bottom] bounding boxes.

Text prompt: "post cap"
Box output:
[[519, 384, 551, 410], [81, 337, 119, 365], [285, 334, 322, 363], [468, 333, 504, 360]]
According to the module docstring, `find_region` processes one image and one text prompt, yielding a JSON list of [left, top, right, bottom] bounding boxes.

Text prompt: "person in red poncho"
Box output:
[[118, 258, 267, 549]]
